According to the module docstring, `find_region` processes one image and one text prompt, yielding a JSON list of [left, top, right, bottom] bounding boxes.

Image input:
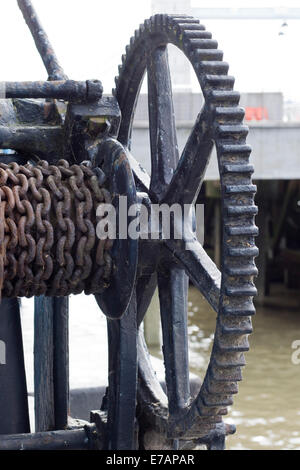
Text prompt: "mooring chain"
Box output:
[[0, 160, 113, 298]]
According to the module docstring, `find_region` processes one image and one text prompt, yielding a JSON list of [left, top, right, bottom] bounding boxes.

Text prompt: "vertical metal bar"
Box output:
[[34, 296, 69, 432], [0, 298, 30, 434], [106, 291, 137, 450], [34, 296, 55, 432], [53, 297, 69, 430], [17, 0, 67, 80], [157, 267, 190, 414]]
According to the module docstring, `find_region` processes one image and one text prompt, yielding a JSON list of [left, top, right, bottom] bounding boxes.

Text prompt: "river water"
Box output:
[[177, 285, 300, 450]]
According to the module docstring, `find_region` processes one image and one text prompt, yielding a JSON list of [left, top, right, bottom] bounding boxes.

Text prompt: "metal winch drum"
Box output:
[[0, 0, 258, 450]]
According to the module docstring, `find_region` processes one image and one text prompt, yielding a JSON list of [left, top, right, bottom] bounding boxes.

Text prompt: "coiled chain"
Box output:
[[0, 160, 113, 298]]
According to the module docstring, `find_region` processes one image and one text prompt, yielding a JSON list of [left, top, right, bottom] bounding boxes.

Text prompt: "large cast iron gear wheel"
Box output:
[[111, 14, 258, 449]]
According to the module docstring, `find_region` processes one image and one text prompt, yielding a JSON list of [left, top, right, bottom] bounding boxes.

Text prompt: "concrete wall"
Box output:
[[134, 92, 283, 123], [240, 92, 283, 121], [131, 91, 296, 180], [131, 121, 300, 180], [134, 92, 203, 123]]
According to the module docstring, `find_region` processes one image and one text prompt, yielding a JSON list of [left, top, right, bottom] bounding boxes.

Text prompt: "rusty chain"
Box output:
[[0, 159, 113, 298]]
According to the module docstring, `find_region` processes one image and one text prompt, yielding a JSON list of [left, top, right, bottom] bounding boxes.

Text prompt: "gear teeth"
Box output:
[[213, 353, 246, 368], [220, 143, 252, 155], [216, 334, 250, 352], [218, 408, 229, 416], [209, 90, 240, 104], [225, 225, 258, 236], [219, 320, 253, 336], [214, 106, 244, 122], [152, 14, 162, 27], [222, 163, 254, 174], [225, 285, 257, 297], [184, 30, 212, 39], [177, 23, 205, 30], [201, 390, 234, 407], [222, 305, 256, 316], [216, 124, 249, 139], [228, 246, 259, 257], [224, 184, 256, 194], [205, 376, 239, 395], [226, 205, 258, 216], [204, 380, 239, 396], [196, 400, 221, 417], [190, 39, 218, 49], [205, 78, 235, 95], [201, 61, 229, 75], [168, 14, 194, 18], [170, 407, 221, 439], [210, 365, 243, 382], [225, 264, 258, 277], [174, 18, 201, 24], [193, 49, 223, 61]]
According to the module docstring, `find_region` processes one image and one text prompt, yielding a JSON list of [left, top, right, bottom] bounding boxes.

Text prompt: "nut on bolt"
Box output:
[[86, 79, 103, 102]]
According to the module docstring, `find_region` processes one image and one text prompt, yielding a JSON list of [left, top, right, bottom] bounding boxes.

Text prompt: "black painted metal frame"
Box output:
[[112, 14, 258, 450], [0, 1, 258, 451]]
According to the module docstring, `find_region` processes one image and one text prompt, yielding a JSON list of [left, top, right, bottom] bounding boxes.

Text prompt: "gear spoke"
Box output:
[[126, 148, 151, 194], [147, 46, 179, 200], [137, 328, 168, 425], [157, 266, 190, 415], [165, 238, 220, 313], [163, 104, 214, 206]]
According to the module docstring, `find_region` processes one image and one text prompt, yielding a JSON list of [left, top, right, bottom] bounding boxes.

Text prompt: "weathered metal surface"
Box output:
[[0, 1, 258, 451], [34, 296, 70, 432], [52, 297, 69, 430], [106, 292, 138, 449], [0, 125, 63, 161], [0, 425, 96, 450], [94, 138, 138, 320], [0, 298, 30, 434], [113, 13, 258, 448], [64, 96, 121, 164], [2, 80, 103, 102]]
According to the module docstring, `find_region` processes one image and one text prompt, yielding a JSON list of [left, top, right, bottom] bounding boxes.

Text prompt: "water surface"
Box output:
[[185, 286, 300, 450]]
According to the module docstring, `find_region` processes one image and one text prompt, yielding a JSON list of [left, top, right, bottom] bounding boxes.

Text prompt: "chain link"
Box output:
[[0, 159, 113, 298]]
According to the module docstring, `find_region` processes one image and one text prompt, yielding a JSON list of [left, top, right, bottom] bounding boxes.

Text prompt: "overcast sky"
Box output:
[[1, 0, 300, 101]]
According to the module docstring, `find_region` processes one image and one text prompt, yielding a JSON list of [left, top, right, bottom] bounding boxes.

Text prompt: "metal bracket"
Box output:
[[64, 96, 121, 163]]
